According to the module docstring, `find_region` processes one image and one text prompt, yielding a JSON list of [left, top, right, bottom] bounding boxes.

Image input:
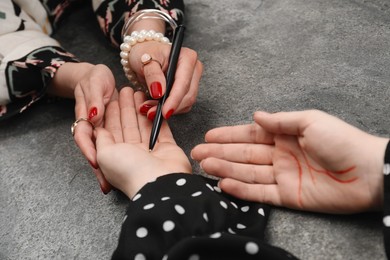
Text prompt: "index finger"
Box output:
[[143, 57, 167, 99], [162, 48, 198, 116], [205, 123, 274, 145]]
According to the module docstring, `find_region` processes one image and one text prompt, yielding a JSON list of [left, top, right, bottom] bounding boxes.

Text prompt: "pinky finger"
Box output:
[[218, 178, 282, 206]]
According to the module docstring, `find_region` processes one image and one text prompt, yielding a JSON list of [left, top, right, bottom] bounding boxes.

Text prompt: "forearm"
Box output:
[[0, 0, 79, 120]]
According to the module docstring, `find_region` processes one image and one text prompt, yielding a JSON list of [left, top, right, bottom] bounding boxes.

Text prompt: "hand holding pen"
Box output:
[[131, 27, 203, 119], [149, 25, 186, 151]]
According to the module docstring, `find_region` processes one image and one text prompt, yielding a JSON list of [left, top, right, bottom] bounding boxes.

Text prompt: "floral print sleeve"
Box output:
[[0, 0, 79, 121], [92, 0, 185, 47], [1, 46, 78, 120], [0, 0, 184, 120]]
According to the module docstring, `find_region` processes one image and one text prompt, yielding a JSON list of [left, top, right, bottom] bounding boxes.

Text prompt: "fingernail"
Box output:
[[147, 111, 156, 121], [165, 109, 174, 120], [88, 160, 98, 169], [140, 104, 153, 115], [100, 184, 109, 195], [150, 82, 162, 99], [88, 107, 98, 120]]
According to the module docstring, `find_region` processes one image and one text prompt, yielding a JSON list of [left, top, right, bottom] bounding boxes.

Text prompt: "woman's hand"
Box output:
[[128, 40, 203, 120], [95, 87, 192, 199], [191, 110, 389, 214], [50, 62, 117, 193]]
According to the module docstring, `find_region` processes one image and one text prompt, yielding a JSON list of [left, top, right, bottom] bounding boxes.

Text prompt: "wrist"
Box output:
[[368, 136, 390, 210], [122, 9, 177, 39], [128, 15, 165, 35], [49, 62, 94, 98], [123, 171, 192, 199]]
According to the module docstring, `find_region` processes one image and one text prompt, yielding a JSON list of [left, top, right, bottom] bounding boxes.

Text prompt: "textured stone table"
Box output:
[[1, 0, 389, 259]]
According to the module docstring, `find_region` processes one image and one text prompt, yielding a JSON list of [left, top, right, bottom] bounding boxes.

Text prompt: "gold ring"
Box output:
[[71, 118, 95, 136], [141, 53, 162, 68]]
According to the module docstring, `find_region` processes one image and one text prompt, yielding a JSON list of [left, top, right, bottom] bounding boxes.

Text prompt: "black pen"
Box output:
[[149, 25, 186, 151]]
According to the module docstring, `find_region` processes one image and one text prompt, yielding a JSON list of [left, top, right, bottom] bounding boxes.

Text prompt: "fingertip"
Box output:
[[147, 110, 156, 121], [253, 111, 271, 120], [150, 81, 163, 99], [140, 103, 153, 115], [100, 183, 112, 195], [134, 90, 148, 102], [204, 129, 216, 142], [95, 171, 112, 195], [217, 178, 228, 192], [165, 108, 174, 120], [190, 144, 202, 161], [87, 104, 105, 127], [217, 179, 222, 189], [120, 85, 135, 96], [88, 159, 99, 170]]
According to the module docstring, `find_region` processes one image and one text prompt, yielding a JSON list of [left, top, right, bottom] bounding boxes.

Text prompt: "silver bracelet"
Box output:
[[121, 9, 178, 39]]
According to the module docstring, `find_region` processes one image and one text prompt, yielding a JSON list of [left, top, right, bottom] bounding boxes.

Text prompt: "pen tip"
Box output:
[[149, 149, 152, 152]]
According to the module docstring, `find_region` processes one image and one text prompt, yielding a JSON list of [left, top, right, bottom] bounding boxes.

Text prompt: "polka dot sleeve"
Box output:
[[383, 141, 390, 259], [112, 173, 298, 260]]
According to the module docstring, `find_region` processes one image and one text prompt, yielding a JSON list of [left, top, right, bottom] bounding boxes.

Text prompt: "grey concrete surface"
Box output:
[[1, 0, 390, 259]]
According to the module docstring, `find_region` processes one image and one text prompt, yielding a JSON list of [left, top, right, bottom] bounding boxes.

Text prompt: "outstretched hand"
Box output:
[[94, 87, 191, 199], [50, 62, 116, 194], [191, 110, 389, 214]]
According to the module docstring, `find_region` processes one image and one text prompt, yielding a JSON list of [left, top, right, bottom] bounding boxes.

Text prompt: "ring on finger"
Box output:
[[141, 53, 162, 68], [71, 118, 95, 136]]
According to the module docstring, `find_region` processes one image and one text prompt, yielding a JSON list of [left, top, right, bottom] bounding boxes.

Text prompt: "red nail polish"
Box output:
[[147, 111, 156, 121], [88, 107, 98, 120], [150, 82, 162, 99], [165, 109, 174, 120], [88, 160, 98, 169], [140, 104, 153, 115], [100, 185, 109, 195]]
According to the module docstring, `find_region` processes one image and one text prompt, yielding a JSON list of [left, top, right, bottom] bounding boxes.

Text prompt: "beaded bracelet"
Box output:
[[120, 30, 170, 93]]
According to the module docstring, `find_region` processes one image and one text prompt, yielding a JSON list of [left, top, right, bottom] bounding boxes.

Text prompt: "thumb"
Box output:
[[94, 127, 116, 152]]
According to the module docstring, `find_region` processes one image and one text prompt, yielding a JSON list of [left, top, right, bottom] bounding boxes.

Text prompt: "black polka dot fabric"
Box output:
[[112, 174, 298, 260]]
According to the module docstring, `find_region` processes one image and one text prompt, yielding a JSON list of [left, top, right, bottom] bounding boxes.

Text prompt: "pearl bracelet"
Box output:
[[120, 30, 170, 93]]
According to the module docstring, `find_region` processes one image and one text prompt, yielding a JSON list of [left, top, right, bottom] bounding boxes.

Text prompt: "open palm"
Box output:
[[191, 110, 387, 214], [95, 87, 191, 199]]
